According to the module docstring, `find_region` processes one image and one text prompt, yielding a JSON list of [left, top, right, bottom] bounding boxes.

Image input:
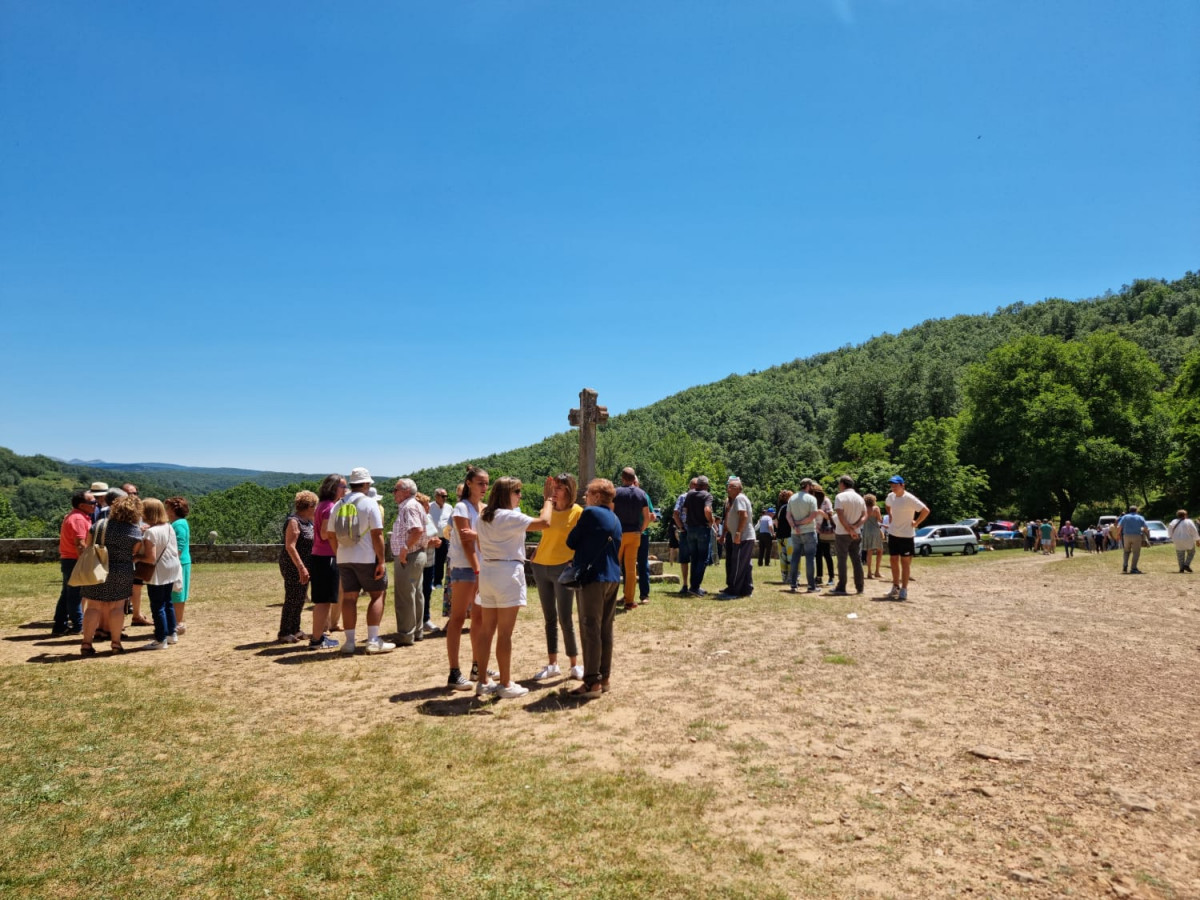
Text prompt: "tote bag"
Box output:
[[68, 520, 109, 587]]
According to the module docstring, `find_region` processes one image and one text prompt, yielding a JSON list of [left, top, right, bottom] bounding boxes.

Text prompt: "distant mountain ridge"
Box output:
[[62, 459, 290, 478]]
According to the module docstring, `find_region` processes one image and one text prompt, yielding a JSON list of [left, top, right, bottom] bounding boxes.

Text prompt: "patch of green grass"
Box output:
[[686, 718, 729, 741], [1133, 870, 1168, 889], [822, 653, 856, 665]]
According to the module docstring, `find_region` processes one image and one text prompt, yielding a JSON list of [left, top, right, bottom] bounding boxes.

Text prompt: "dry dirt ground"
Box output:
[[7, 546, 1199, 898]]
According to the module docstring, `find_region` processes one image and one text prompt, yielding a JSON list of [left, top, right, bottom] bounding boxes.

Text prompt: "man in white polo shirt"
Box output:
[[829, 474, 867, 596], [881, 476, 929, 602]]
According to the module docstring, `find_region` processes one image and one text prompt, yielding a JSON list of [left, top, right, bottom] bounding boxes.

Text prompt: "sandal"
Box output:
[[130, 616, 152, 627], [110, 644, 124, 654], [80, 643, 96, 657], [623, 603, 638, 612]]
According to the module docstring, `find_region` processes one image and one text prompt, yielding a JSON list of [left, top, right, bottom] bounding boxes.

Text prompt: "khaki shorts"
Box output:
[[339, 562, 387, 594]]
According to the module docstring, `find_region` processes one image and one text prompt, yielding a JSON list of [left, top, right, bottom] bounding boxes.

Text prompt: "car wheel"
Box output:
[[919, 545, 932, 557], [963, 544, 976, 556]]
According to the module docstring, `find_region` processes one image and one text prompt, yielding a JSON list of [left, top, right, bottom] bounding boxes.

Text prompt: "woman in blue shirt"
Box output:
[[565, 478, 623, 699]]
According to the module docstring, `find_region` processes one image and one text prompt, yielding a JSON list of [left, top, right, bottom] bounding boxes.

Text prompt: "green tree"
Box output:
[[897, 417, 988, 521], [12, 480, 69, 523], [960, 333, 1163, 522], [842, 432, 892, 465], [1167, 347, 1200, 505], [0, 493, 20, 538]]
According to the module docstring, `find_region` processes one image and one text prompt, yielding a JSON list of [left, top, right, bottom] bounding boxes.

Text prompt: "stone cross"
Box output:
[[568, 388, 608, 504]]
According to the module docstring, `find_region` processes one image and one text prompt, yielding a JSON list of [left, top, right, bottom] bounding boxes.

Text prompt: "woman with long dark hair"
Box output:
[[307, 474, 345, 650], [474, 476, 553, 698], [444, 466, 488, 691], [165, 497, 192, 635]]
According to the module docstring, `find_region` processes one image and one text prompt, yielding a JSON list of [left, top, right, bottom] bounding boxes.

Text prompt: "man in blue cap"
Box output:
[[880, 476, 928, 602]]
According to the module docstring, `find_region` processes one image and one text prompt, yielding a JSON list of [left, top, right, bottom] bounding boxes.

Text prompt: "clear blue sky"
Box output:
[[2, 1, 1197, 476]]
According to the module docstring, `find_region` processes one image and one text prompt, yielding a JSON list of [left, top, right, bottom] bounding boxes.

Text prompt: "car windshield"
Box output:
[[915, 527, 934, 537], [1147, 521, 1166, 530]]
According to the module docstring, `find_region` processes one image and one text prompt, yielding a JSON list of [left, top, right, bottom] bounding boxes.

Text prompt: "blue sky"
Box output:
[[2, 0, 1197, 476]]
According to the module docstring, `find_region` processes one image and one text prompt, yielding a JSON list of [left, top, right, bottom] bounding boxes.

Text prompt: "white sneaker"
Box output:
[[366, 638, 395, 654], [476, 680, 499, 696], [175, 623, 187, 635], [142, 639, 168, 651], [497, 682, 529, 699], [166, 633, 178, 645], [533, 664, 561, 680], [569, 665, 584, 680]]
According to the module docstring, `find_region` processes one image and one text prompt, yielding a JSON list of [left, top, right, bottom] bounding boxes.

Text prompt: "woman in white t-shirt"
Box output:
[[135, 498, 183, 650], [473, 476, 553, 699], [444, 467, 489, 692]]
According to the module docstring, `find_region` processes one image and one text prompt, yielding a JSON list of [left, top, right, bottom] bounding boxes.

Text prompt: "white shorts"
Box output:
[[477, 560, 527, 609]]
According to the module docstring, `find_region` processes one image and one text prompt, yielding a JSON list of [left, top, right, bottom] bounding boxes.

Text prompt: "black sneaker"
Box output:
[[448, 670, 472, 692]]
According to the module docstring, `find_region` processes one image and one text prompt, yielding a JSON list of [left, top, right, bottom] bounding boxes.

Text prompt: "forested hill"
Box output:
[[406, 271, 1199, 520], [2, 270, 1197, 541]]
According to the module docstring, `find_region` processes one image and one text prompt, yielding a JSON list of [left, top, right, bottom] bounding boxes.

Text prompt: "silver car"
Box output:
[[914, 525, 979, 556], [1146, 520, 1170, 544]]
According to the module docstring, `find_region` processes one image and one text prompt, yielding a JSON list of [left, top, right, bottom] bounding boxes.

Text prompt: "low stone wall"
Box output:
[[0, 540, 60, 563]]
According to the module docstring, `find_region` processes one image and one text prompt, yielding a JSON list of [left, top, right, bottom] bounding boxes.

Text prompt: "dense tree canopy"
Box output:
[[960, 333, 1163, 522]]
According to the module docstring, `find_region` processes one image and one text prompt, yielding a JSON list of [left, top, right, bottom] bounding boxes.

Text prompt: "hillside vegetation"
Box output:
[[409, 271, 1199, 523], [2, 271, 1197, 541]]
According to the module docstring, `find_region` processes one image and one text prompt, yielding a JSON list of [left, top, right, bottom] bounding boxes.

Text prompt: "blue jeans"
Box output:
[[148, 583, 177, 642], [686, 527, 711, 592], [789, 532, 818, 589], [54, 558, 83, 632]]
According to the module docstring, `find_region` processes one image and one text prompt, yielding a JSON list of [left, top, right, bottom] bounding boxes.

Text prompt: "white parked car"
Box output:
[[1146, 520, 1170, 544], [914, 524, 979, 556]]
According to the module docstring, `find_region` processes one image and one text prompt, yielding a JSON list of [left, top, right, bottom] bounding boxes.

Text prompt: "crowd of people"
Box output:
[[52, 467, 1198, 691], [53, 480, 191, 652], [1013, 506, 1199, 574], [262, 466, 627, 700]]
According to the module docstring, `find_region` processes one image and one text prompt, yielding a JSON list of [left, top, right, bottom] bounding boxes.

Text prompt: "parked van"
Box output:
[[914, 525, 979, 556]]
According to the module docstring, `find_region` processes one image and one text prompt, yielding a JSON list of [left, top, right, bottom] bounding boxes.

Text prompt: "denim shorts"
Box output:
[[449, 566, 477, 583]]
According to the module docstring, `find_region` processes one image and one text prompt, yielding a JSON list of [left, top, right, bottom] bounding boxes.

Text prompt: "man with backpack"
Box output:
[[325, 467, 394, 655]]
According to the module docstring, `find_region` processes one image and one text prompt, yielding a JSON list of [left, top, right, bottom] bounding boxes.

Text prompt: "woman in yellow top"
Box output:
[[529, 472, 584, 681]]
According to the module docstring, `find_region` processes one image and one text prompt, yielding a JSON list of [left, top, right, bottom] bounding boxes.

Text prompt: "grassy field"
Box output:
[[3, 545, 1195, 898], [0, 562, 786, 900]]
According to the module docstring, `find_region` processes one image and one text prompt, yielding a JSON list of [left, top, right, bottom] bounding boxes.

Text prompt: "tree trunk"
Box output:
[[1052, 487, 1076, 525]]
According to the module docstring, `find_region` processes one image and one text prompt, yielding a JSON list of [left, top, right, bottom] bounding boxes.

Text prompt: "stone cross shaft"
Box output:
[[568, 388, 608, 504]]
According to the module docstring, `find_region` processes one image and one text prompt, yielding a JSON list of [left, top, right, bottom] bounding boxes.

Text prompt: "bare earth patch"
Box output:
[[5, 545, 1198, 897]]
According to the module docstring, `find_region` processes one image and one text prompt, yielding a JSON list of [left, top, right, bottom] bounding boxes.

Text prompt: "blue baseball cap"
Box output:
[[888, 476, 905, 484]]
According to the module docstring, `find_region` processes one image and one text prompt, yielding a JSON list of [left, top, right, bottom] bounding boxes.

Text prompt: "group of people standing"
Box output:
[[277, 466, 626, 701], [778, 475, 926, 602], [54, 480, 192, 654]]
